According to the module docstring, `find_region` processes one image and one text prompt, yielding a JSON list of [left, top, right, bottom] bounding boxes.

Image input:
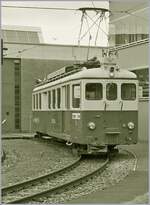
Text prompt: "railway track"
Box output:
[[119, 148, 138, 171], [2, 156, 109, 204]]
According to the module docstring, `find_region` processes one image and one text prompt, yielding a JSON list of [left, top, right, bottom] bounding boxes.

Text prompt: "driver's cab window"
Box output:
[[86, 83, 103, 100], [106, 83, 117, 100]]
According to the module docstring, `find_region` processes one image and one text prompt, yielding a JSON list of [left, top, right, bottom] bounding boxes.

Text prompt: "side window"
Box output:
[[57, 88, 61, 109], [52, 90, 56, 109], [106, 83, 117, 100], [36, 94, 38, 109], [66, 85, 70, 109], [48, 91, 51, 109], [72, 84, 80, 108], [62, 85, 70, 109], [42, 92, 48, 110], [39, 93, 41, 109], [121, 83, 136, 100], [86, 83, 103, 100], [33, 94, 36, 109]]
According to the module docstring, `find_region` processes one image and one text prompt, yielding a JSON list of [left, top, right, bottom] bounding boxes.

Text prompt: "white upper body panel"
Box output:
[[33, 67, 137, 92], [32, 66, 138, 111]]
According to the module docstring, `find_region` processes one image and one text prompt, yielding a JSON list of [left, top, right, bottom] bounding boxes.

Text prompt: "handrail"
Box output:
[[35, 68, 82, 87], [110, 38, 149, 51]]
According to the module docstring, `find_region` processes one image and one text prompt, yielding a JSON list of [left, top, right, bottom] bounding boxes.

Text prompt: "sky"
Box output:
[[2, 1, 109, 46]]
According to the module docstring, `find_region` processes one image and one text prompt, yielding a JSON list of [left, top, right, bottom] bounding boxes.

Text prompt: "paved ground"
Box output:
[[68, 141, 149, 204]]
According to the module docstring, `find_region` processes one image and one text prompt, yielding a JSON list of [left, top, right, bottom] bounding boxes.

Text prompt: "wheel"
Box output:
[[34, 132, 42, 138], [108, 145, 118, 157], [34, 134, 40, 138]]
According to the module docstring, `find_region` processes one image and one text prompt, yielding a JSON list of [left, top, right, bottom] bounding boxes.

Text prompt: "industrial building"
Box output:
[[109, 0, 149, 141], [109, 0, 149, 97], [1, 1, 149, 141], [2, 25, 105, 133]]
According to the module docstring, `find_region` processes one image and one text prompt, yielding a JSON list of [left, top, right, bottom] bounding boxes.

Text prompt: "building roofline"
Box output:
[[3, 41, 108, 49], [2, 25, 42, 32]]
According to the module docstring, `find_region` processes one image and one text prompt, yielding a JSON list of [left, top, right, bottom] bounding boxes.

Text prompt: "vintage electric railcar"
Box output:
[[32, 57, 138, 154]]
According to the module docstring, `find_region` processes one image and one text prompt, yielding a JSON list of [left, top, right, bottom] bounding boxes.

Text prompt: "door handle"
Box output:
[[119, 101, 123, 110], [104, 101, 107, 110]]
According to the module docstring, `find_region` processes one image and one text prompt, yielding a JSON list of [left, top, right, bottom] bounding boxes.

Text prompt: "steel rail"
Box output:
[[2, 156, 81, 195], [119, 148, 138, 171], [3, 157, 109, 204], [2, 136, 35, 140]]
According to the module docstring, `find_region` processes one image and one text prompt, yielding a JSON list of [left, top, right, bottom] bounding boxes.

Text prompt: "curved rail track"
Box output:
[[119, 148, 138, 171], [2, 136, 138, 204], [2, 156, 109, 204]]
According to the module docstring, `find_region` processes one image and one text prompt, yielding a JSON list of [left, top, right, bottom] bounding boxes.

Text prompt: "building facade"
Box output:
[[109, 0, 149, 46], [109, 0, 149, 141], [2, 28, 104, 133]]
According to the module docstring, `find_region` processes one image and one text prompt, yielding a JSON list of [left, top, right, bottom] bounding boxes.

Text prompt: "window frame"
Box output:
[[48, 90, 51, 109], [121, 83, 136, 101], [57, 87, 61, 109], [36, 93, 38, 109], [85, 83, 103, 101], [33, 94, 36, 110], [106, 83, 117, 101], [39, 93, 41, 109], [72, 83, 81, 109], [52, 89, 56, 109]]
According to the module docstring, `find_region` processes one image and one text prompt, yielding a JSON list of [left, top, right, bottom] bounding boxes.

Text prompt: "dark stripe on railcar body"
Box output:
[[32, 110, 138, 146]]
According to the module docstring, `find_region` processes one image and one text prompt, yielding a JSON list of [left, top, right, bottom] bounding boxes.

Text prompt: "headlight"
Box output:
[[128, 122, 135, 130], [88, 122, 96, 130]]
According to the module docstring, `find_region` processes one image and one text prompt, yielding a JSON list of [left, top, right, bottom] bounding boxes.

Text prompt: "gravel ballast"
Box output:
[[2, 139, 137, 204], [2, 139, 78, 187], [31, 151, 135, 203], [2, 158, 106, 203]]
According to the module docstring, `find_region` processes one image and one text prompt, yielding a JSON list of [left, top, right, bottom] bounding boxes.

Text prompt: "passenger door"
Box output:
[[104, 82, 120, 111], [62, 85, 71, 136]]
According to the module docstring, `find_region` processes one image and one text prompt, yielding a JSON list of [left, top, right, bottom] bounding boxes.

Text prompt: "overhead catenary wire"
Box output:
[[78, 11, 85, 46], [125, 11, 148, 21], [104, 12, 113, 46], [77, 7, 110, 59], [84, 12, 92, 41], [84, 12, 92, 60], [2, 5, 148, 22], [2, 5, 77, 11], [91, 1, 95, 9], [85, 12, 109, 38], [2, 4, 148, 49], [112, 10, 148, 22], [95, 12, 105, 46], [79, 13, 106, 42]]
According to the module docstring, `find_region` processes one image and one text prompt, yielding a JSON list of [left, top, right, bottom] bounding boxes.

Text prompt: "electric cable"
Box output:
[[95, 12, 105, 46], [79, 14, 102, 41], [78, 11, 85, 46], [86, 12, 109, 38], [2, 5, 77, 11]]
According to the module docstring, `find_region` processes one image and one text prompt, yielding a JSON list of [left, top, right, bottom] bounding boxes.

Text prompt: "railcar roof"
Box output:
[[33, 67, 137, 92]]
